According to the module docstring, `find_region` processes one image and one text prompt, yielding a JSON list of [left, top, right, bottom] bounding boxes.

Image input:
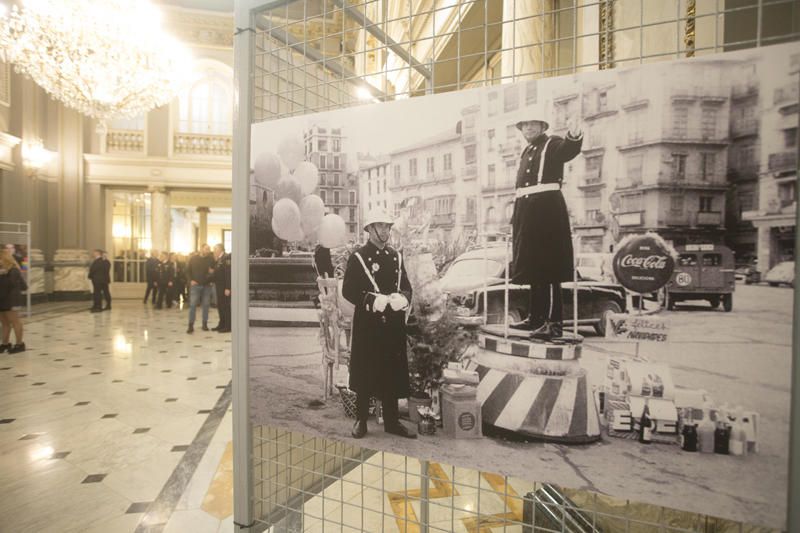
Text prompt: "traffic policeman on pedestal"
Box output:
[[511, 117, 583, 340], [342, 208, 416, 440]]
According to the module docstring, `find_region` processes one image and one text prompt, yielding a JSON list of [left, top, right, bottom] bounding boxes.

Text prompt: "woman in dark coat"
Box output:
[[0, 249, 27, 353], [511, 118, 583, 339], [342, 208, 415, 440]]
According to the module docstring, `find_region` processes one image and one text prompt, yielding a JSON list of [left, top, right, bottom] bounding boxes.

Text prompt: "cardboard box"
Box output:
[[441, 384, 482, 439]]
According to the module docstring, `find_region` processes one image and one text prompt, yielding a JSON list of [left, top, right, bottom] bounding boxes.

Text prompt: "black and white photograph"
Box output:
[[248, 42, 798, 528]]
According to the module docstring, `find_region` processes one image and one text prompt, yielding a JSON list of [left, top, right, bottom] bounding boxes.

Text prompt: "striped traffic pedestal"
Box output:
[[467, 327, 601, 444]]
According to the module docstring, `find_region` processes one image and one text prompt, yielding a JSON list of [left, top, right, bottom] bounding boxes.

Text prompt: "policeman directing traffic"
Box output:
[[510, 116, 582, 340]]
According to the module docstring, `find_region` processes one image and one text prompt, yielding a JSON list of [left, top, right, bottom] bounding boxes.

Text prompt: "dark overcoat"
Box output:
[[88, 257, 111, 284], [511, 132, 583, 285], [342, 241, 412, 399]]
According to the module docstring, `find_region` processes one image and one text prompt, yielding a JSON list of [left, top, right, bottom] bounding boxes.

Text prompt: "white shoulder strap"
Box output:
[[396, 251, 403, 291], [354, 251, 380, 292], [536, 137, 553, 185]]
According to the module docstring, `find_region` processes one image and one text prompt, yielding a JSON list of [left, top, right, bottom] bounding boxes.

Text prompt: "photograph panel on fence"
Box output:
[[247, 42, 799, 529]]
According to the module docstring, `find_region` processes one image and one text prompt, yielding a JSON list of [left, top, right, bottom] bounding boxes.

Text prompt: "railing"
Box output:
[[105, 129, 144, 153], [461, 212, 477, 224], [730, 118, 758, 138], [664, 212, 690, 226], [671, 86, 727, 101], [462, 166, 477, 178], [696, 211, 722, 226], [768, 151, 797, 173], [619, 128, 727, 148], [431, 213, 456, 226], [499, 141, 522, 157], [774, 84, 799, 106], [173, 132, 233, 156], [731, 81, 758, 99], [617, 211, 644, 227], [575, 212, 606, 228]]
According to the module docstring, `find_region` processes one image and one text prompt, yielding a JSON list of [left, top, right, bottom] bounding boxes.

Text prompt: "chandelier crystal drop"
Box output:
[[0, 0, 193, 122]]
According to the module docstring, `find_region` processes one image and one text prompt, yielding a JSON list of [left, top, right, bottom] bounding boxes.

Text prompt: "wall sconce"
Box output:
[[22, 138, 55, 177]]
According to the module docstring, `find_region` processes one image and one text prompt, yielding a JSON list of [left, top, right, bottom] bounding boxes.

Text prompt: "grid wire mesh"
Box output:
[[248, 0, 798, 531]]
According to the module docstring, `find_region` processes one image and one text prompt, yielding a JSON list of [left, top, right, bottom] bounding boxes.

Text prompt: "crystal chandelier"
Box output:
[[0, 0, 192, 123]]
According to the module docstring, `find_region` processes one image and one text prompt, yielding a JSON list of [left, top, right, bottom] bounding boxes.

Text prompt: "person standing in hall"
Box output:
[[88, 248, 112, 313], [186, 244, 214, 333], [342, 208, 416, 440], [510, 116, 582, 340], [155, 252, 175, 309], [0, 249, 27, 353], [211, 244, 231, 333], [143, 251, 159, 305], [171, 253, 187, 306]]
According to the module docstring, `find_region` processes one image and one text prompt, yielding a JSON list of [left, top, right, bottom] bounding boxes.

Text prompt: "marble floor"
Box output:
[[0, 300, 234, 533]]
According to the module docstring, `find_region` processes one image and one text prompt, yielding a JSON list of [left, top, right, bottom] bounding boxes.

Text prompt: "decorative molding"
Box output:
[[599, 0, 615, 70], [0, 61, 9, 107], [83, 154, 231, 189], [163, 7, 234, 50], [0, 132, 20, 171], [685, 0, 696, 58]]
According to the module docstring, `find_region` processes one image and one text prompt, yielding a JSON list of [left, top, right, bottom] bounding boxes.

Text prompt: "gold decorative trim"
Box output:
[[599, 0, 615, 70], [685, 0, 696, 58]]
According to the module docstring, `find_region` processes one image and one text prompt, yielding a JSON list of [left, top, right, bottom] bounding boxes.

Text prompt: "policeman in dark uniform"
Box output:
[[212, 244, 231, 333], [510, 117, 582, 340], [155, 252, 175, 309], [342, 208, 416, 440]]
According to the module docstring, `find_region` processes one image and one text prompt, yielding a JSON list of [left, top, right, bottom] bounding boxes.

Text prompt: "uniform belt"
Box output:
[[515, 182, 560, 198]]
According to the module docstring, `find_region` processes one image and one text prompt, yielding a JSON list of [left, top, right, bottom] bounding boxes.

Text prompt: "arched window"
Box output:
[[486, 206, 496, 224], [177, 62, 233, 135]]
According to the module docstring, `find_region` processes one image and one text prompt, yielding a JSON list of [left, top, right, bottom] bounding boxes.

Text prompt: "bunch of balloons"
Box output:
[[253, 136, 348, 248]]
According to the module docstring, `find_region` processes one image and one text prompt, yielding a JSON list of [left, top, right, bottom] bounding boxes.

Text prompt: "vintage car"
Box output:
[[440, 246, 628, 336], [764, 261, 795, 287], [662, 244, 736, 311]]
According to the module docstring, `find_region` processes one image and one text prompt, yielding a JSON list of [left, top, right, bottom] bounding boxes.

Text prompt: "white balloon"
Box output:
[[253, 152, 282, 188], [318, 214, 347, 249], [272, 198, 301, 241], [300, 194, 325, 235], [274, 175, 304, 204], [278, 137, 305, 171], [293, 161, 319, 196]]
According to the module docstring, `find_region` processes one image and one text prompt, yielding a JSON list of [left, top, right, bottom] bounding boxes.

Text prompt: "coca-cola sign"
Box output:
[[612, 235, 675, 293]]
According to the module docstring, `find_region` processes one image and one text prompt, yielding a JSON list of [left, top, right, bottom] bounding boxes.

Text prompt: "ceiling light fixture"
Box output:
[[0, 0, 192, 127]]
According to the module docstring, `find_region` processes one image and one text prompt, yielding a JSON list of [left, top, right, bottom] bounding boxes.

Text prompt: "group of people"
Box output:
[[0, 244, 26, 354], [140, 244, 231, 334]]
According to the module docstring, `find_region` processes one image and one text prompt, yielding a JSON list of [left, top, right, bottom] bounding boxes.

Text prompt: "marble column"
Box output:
[[57, 105, 85, 249], [197, 206, 210, 247], [501, 0, 555, 80], [150, 187, 171, 253]]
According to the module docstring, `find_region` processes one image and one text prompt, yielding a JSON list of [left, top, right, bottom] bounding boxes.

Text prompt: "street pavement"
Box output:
[[248, 282, 792, 529]]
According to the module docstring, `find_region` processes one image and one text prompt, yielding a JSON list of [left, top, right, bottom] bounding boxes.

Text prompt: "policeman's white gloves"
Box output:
[[388, 293, 409, 311], [372, 294, 390, 313], [367, 293, 408, 312]]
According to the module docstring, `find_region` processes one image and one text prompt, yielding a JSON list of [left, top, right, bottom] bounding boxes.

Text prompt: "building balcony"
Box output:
[[461, 213, 477, 225], [104, 129, 144, 154], [482, 181, 514, 193], [499, 141, 522, 158], [664, 212, 691, 226], [731, 81, 758, 100], [173, 132, 232, 157], [578, 172, 604, 189], [652, 174, 728, 190], [774, 84, 799, 106], [730, 118, 758, 138], [671, 86, 727, 103], [431, 213, 456, 226], [696, 211, 723, 226], [618, 128, 728, 150], [768, 151, 797, 174], [574, 212, 607, 229], [462, 166, 477, 179], [617, 211, 644, 227]]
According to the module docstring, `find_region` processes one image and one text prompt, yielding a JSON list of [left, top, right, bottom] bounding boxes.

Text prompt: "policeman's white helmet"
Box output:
[[515, 119, 549, 131], [363, 207, 394, 231]]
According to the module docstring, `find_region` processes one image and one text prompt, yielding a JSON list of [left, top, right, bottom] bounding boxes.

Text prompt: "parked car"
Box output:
[[662, 244, 736, 311], [575, 252, 614, 282], [440, 247, 627, 336], [734, 264, 761, 284], [764, 261, 795, 287]]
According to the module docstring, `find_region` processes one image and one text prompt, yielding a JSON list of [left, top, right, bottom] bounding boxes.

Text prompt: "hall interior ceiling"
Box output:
[[255, 0, 503, 98]]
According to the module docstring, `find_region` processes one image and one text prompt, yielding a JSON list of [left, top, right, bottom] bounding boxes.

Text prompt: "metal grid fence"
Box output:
[[247, 1, 798, 531]]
